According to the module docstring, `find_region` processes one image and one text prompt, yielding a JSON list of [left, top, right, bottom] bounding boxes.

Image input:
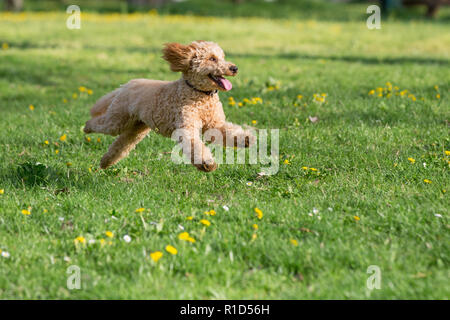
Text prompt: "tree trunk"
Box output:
[[5, 0, 24, 11], [127, 0, 170, 7]]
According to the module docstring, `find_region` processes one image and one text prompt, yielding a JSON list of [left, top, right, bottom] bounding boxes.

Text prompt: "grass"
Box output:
[[0, 6, 449, 299]]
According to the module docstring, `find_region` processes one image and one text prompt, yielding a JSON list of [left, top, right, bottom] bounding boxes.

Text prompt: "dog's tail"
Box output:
[[90, 89, 120, 118]]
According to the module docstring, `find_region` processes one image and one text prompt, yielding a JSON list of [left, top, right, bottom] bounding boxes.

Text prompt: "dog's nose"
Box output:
[[229, 65, 238, 74]]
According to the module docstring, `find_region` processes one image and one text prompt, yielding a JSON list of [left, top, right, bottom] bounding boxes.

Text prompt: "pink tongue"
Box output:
[[219, 77, 232, 91]]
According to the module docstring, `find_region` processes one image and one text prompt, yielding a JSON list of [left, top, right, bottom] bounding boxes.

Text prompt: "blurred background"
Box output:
[[2, 0, 450, 20]]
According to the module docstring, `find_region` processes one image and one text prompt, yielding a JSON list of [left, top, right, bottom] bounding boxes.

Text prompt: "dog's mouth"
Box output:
[[208, 74, 232, 91]]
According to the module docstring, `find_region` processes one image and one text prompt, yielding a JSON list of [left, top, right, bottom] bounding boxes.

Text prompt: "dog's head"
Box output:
[[162, 41, 237, 92]]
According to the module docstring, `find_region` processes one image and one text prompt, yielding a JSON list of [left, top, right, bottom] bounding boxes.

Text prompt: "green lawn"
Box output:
[[0, 7, 449, 299]]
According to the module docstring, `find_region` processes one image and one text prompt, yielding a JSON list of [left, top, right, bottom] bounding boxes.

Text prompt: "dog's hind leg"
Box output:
[[99, 121, 150, 169], [84, 89, 126, 135], [84, 106, 131, 136], [90, 89, 120, 118]]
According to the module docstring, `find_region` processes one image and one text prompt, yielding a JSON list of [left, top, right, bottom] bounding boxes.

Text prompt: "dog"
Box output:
[[84, 41, 256, 172]]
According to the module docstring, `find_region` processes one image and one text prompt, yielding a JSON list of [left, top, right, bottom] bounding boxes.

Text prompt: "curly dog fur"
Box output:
[[84, 41, 255, 172]]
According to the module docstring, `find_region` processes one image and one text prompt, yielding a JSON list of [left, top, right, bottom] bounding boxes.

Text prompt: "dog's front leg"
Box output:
[[178, 127, 217, 172], [214, 122, 256, 148]]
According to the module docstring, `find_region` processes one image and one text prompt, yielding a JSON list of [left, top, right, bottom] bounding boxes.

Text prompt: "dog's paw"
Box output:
[[83, 122, 93, 134], [83, 126, 92, 134], [195, 160, 217, 172]]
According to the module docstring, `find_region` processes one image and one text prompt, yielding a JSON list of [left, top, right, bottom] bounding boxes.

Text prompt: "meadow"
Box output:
[[0, 4, 449, 299]]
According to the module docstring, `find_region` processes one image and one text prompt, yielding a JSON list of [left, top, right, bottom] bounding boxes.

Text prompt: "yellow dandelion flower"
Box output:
[[209, 209, 216, 216], [200, 219, 211, 227], [99, 238, 106, 246], [251, 233, 257, 241], [165, 245, 177, 255], [87, 89, 93, 95], [21, 209, 31, 215], [252, 224, 258, 230], [150, 251, 163, 262], [135, 208, 145, 213], [284, 159, 290, 165], [29, 104, 35, 111], [376, 87, 383, 92], [178, 232, 190, 241], [310, 167, 318, 171], [59, 134, 67, 142], [2, 42, 9, 50], [290, 239, 299, 246], [243, 98, 250, 104], [66, 162, 72, 167], [97, 138, 101, 143], [186, 216, 193, 220], [63, 98, 68, 103], [74, 236, 86, 244], [186, 236, 196, 243], [434, 85, 438, 90], [43, 209, 48, 213], [408, 157, 415, 164], [297, 94, 303, 99], [444, 151, 450, 156], [105, 231, 114, 238], [228, 100, 236, 106], [368, 90, 375, 95], [72, 93, 78, 99], [179, 232, 196, 243], [79, 86, 86, 92], [353, 216, 360, 221], [423, 179, 432, 184], [254, 207, 263, 220], [436, 94, 440, 99], [85, 137, 91, 142], [55, 149, 59, 154], [302, 166, 309, 170], [251, 120, 258, 125], [0, 189, 4, 195], [238, 102, 243, 107], [44, 140, 49, 145]]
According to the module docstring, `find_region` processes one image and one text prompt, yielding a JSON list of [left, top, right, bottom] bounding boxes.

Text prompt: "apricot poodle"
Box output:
[[84, 40, 255, 172]]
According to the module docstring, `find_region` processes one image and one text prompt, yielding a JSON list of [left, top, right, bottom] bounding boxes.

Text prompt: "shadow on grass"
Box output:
[[0, 160, 96, 193]]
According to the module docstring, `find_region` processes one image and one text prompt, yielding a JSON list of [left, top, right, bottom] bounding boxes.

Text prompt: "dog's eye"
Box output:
[[209, 56, 217, 62]]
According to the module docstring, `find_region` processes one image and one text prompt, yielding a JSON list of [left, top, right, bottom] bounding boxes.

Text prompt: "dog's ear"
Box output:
[[162, 43, 195, 72]]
